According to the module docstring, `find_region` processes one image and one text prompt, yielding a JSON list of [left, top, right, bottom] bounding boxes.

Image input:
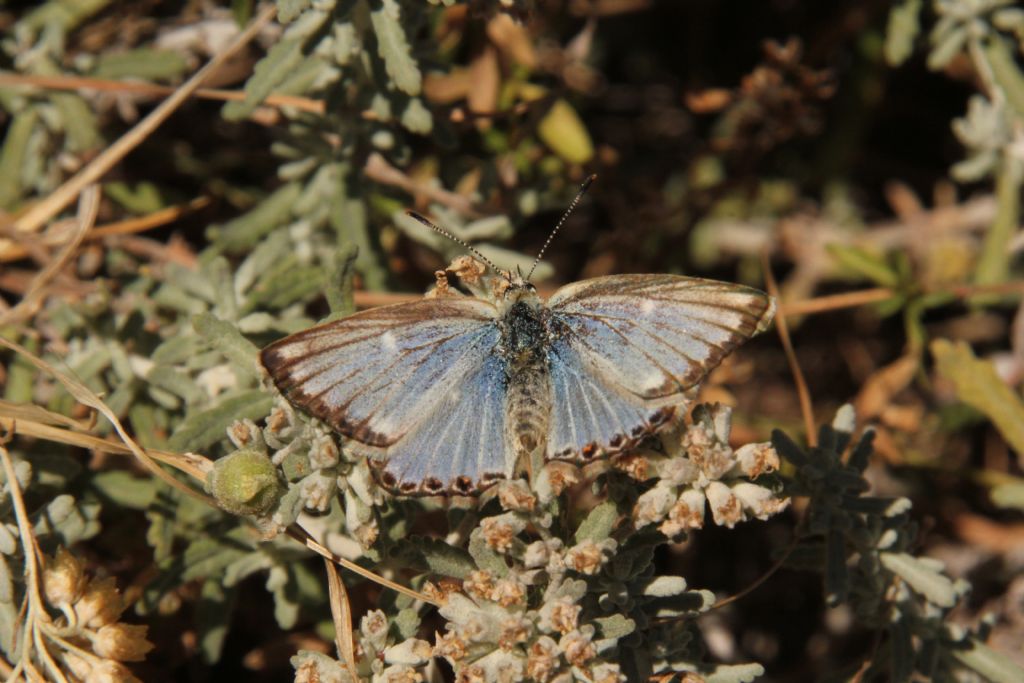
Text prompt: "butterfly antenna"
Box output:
[[405, 210, 506, 279], [526, 174, 596, 280]]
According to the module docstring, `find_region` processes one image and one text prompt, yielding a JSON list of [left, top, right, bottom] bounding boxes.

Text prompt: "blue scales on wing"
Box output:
[[543, 274, 775, 461], [260, 298, 510, 494]]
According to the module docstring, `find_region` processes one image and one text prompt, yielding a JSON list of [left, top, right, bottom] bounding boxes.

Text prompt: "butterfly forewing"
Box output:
[[543, 274, 774, 460], [261, 298, 500, 450], [548, 274, 775, 401]]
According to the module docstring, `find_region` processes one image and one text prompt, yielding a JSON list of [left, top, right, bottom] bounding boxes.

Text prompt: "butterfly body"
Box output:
[[261, 265, 775, 496]]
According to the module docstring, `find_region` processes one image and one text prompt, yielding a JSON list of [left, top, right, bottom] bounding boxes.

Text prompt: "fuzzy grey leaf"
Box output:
[[885, 0, 922, 67], [168, 390, 274, 452], [222, 37, 307, 121], [210, 182, 303, 252], [90, 470, 158, 509], [991, 482, 1024, 511], [369, 0, 422, 96], [704, 663, 766, 683], [594, 614, 635, 639], [413, 537, 476, 580], [469, 529, 508, 577], [278, 0, 311, 23], [880, 552, 959, 608], [636, 575, 688, 597], [197, 580, 237, 664], [193, 313, 262, 381], [951, 637, 1024, 683], [574, 501, 618, 543]]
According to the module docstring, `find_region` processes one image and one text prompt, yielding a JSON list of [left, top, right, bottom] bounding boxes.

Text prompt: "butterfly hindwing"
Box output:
[[544, 274, 774, 460], [261, 298, 500, 450], [374, 352, 510, 495], [546, 335, 672, 462]]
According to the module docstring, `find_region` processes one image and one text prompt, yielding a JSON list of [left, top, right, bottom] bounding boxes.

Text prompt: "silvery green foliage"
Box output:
[[274, 396, 784, 681], [0, 453, 100, 660], [773, 407, 1023, 683], [0, 0, 191, 211]]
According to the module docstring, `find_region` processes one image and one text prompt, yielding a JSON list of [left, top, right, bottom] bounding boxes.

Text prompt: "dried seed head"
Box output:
[[612, 453, 649, 481], [559, 628, 596, 667], [496, 480, 536, 512], [497, 615, 532, 650], [492, 576, 526, 607], [74, 576, 124, 629], [464, 570, 495, 601], [565, 539, 614, 575], [480, 514, 524, 553], [526, 636, 560, 682], [435, 629, 469, 661], [549, 600, 582, 634], [734, 442, 780, 478], [92, 623, 155, 662], [706, 481, 742, 528], [43, 547, 87, 608]]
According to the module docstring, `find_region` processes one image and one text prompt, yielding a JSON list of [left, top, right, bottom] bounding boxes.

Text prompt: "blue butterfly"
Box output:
[[261, 184, 775, 495]]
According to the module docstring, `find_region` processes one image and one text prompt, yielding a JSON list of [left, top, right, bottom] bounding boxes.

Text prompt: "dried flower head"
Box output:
[[44, 547, 88, 608]]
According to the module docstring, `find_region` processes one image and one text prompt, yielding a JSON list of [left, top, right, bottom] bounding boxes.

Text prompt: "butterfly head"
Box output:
[[495, 270, 540, 312]]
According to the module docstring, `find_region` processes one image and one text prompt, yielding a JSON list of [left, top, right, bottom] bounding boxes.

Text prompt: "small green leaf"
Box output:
[[574, 501, 618, 543], [468, 529, 508, 577], [90, 471, 158, 509], [222, 36, 307, 121], [973, 156, 1022, 291], [703, 663, 766, 683], [412, 537, 476, 579], [885, 0, 922, 67], [932, 339, 1024, 461], [196, 580, 237, 663], [537, 99, 594, 164], [984, 36, 1024, 118], [210, 182, 303, 252], [369, 0, 422, 96], [193, 313, 262, 380], [91, 48, 189, 81], [51, 92, 101, 152], [594, 614, 635, 639], [990, 481, 1024, 511], [951, 637, 1024, 683], [169, 390, 274, 452], [278, 0, 310, 23], [0, 109, 38, 209], [880, 552, 958, 607], [635, 575, 687, 597], [324, 244, 359, 320], [826, 243, 900, 287]]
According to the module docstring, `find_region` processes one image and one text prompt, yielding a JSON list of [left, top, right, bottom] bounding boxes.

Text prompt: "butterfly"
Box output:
[[261, 180, 776, 495]]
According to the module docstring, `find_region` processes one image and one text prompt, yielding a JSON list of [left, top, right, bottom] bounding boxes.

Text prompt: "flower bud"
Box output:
[[209, 448, 285, 516]]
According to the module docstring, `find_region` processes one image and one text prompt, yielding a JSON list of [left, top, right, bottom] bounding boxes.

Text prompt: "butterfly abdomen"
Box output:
[[499, 301, 553, 460]]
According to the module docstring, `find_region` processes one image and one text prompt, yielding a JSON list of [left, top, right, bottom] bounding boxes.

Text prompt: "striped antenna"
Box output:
[[405, 211, 508, 280], [526, 174, 596, 280]]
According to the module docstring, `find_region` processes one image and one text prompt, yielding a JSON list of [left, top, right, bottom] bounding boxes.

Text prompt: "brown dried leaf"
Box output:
[[854, 354, 919, 422]]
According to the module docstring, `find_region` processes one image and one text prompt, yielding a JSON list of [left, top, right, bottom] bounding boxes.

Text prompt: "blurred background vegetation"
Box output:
[[1, 0, 1023, 681]]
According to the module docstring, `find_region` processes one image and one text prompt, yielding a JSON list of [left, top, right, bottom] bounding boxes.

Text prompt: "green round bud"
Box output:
[[209, 448, 285, 517]]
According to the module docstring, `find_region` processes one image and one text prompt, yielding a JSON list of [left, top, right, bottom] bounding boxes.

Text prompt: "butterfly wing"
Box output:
[[261, 298, 511, 493], [544, 274, 775, 460]]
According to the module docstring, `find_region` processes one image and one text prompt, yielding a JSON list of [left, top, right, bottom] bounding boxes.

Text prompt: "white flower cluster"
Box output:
[[433, 575, 626, 683], [230, 397, 383, 546], [633, 403, 790, 535]]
